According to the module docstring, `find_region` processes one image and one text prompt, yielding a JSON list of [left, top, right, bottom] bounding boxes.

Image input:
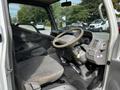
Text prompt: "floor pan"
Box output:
[[63, 65, 87, 90], [50, 84, 77, 90]]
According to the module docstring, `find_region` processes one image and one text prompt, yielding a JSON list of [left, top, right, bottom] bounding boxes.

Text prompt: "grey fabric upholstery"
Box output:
[[16, 55, 64, 90]]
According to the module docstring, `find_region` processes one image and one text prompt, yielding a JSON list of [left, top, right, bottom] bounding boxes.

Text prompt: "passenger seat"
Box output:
[[16, 55, 64, 90]]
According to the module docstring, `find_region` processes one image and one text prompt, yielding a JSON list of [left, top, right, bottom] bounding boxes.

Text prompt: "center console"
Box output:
[[86, 39, 108, 65]]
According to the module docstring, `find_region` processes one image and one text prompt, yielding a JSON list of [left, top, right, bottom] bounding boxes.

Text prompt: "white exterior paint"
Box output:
[[0, 0, 119, 90], [0, 0, 9, 90], [102, 0, 119, 89]]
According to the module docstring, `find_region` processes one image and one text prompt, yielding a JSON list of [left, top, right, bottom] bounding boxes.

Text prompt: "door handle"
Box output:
[[0, 34, 2, 42]]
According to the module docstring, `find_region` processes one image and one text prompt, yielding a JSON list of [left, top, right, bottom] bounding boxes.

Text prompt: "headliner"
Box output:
[[8, 0, 60, 5]]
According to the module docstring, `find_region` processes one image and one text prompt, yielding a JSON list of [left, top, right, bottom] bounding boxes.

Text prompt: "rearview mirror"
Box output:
[[61, 1, 71, 7]]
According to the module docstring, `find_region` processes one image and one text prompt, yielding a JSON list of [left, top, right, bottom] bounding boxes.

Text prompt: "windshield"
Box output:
[[51, 0, 109, 32]]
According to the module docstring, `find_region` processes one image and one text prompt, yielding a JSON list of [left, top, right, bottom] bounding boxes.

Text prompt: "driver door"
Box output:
[[105, 2, 120, 90], [105, 35, 120, 90]]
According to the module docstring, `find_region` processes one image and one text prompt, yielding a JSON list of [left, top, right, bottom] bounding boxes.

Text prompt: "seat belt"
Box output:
[[24, 82, 41, 90]]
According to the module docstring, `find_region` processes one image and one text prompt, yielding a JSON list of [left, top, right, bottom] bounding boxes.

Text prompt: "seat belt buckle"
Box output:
[[24, 82, 41, 90], [30, 82, 41, 90]]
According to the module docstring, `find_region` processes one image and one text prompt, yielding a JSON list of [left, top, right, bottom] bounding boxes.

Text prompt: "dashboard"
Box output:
[[86, 32, 109, 65], [54, 29, 109, 65], [73, 31, 109, 65]]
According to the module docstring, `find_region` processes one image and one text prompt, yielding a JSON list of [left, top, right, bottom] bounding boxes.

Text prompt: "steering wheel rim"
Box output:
[[53, 28, 84, 48]]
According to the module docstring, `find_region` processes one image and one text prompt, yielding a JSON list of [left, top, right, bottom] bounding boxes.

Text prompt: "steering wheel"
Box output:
[[53, 28, 84, 48]]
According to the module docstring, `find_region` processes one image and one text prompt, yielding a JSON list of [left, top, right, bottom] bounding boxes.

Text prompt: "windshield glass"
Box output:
[[51, 0, 109, 32]]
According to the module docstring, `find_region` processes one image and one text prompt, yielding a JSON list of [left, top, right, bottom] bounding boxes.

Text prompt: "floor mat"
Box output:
[[42, 77, 74, 90], [63, 65, 89, 90], [43, 52, 93, 90]]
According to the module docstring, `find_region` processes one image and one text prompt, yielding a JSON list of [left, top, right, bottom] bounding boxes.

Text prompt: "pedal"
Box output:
[[69, 63, 81, 74], [80, 65, 91, 80]]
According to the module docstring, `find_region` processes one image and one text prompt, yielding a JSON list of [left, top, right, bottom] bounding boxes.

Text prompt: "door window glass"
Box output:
[[9, 3, 51, 35]]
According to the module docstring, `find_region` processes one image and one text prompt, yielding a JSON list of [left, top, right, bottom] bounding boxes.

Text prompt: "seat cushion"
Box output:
[[16, 55, 64, 89]]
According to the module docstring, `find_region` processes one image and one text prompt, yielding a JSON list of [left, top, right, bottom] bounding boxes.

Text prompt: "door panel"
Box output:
[[106, 61, 120, 90], [12, 25, 54, 62]]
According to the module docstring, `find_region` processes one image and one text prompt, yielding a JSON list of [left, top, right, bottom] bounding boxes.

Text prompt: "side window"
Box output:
[[9, 3, 51, 35]]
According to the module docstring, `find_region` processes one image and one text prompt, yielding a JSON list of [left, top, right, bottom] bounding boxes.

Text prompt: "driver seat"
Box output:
[[16, 55, 64, 90]]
